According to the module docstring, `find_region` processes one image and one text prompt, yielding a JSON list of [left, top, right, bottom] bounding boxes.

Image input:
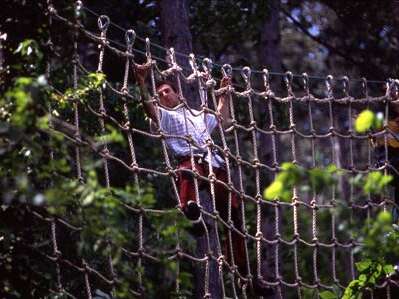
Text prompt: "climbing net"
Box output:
[[27, 1, 399, 298]]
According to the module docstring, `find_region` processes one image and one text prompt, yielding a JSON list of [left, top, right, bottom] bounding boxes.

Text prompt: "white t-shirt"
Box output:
[[159, 107, 224, 168]]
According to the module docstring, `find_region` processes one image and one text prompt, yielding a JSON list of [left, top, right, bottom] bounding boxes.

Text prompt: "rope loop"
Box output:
[[145, 38, 151, 59], [97, 15, 110, 32], [168, 47, 177, 65], [263, 68, 271, 92], [75, 0, 82, 17], [241, 66, 251, 89], [284, 71, 293, 89], [342, 76, 349, 96], [125, 29, 136, 48], [326, 75, 334, 98], [390, 79, 399, 100], [189, 53, 199, 75], [361, 77, 368, 98], [202, 58, 213, 74], [302, 72, 309, 95], [222, 64, 233, 78]]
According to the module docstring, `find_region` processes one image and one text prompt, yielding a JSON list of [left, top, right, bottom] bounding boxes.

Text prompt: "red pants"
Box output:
[[177, 158, 247, 275]]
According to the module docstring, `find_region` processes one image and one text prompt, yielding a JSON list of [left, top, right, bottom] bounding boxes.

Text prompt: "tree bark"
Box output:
[[159, 2, 221, 298], [159, 0, 200, 108]]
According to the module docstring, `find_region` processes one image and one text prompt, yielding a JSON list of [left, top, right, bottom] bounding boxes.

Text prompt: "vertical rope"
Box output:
[[96, 15, 111, 188], [146, 40, 181, 206], [73, 2, 83, 182], [285, 71, 302, 299], [169, 48, 214, 297], [51, 220, 62, 291], [326, 75, 340, 287], [263, 69, 282, 297], [305, 73, 320, 295], [345, 76, 356, 282], [83, 259, 93, 299], [192, 56, 226, 296]]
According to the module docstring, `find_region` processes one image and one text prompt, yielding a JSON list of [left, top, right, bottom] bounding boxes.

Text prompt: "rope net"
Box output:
[[26, 2, 399, 298]]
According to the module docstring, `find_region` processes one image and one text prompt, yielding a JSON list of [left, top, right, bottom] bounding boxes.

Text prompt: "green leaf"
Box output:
[[383, 264, 394, 275], [263, 180, 283, 200], [377, 211, 392, 224], [355, 110, 374, 133], [319, 290, 338, 299], [356, 259, 372, 272]]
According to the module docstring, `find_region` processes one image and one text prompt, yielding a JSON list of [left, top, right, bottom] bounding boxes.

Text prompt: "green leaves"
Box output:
[[319, 290, 338, 299], [14, 39, 43, 61], [343, 211, 399, 298], [264, 180, 283, 200], [354, 110, 383, 133], [263, 162, 304, 201], [263, 163, 339, 201], [56, 72, 106, 105], [363, 171, 393, 194]]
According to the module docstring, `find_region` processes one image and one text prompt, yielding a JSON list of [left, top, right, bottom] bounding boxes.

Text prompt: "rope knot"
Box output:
[[217, 255, 225, 265], [137, 248, 144, 256], [252, 158, 260, 167], [175, 247, 182, 258], [48, 4, 56, 14], [166, 167, 176, 178], [255, 232, 263, 240], [223, 147, 230, 157], [121, 87, 129, 94], [54, 249, 62, 258], [208, 173, 216, 183], [296, 277, 302, 285], [231, 265, 238, 273], [120, 119, 130, 130], [206, 79, 216, 88], [131, 162, 139, 173]]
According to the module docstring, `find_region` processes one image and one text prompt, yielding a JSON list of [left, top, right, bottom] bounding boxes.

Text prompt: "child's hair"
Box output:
[[156, 79, 178, 93]]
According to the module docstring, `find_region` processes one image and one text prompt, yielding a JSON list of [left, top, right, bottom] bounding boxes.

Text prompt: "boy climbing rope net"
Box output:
[[134, 61, 274, 296]]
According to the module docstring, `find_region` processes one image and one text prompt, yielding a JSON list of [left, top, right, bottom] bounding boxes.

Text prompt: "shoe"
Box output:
[[252, 277, 275, 297], [184, 200, 201, 221], [184, 201, 205, 237]]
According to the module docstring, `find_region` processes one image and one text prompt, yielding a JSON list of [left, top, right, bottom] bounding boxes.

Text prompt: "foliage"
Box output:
[[0, 34, 194, 297], [263, 162, 339, 201], [343, 211, 399, 298], [55, 72, 106, 105], [350, 171, 393, 195], [354, 110, 383, 133]]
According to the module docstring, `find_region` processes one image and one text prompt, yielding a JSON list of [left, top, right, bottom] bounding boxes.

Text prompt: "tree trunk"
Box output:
[[159, 2, 221, 298], [159, 0, 200, 108], [258, 1, 283, 298]]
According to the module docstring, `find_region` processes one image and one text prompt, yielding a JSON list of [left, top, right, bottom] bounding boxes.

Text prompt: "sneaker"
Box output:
[[184, 200, 201, 222], [252, 277, 275, 297]]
